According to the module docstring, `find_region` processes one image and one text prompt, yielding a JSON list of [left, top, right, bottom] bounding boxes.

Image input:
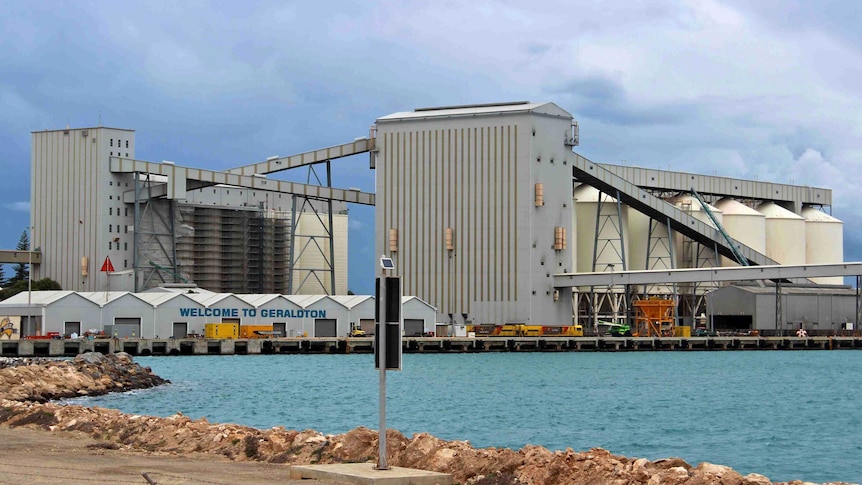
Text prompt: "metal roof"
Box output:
[[377, 101, 571, 122]]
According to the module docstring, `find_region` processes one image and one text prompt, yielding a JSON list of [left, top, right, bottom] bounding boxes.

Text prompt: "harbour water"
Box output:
[[68, 352, 862, 484]]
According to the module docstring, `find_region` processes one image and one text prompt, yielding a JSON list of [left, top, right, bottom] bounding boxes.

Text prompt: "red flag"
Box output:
[[100, 256, 115, 272]]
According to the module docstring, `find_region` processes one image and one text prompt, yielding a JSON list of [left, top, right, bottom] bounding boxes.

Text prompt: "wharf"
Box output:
[[1, 335, 861, 357]]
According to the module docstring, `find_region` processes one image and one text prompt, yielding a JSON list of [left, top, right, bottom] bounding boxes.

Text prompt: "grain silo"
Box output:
[[574, 183, 630, 273], [667, 194, 722, 269], [801, 206, 844, 285], [713, 198, 766, 267], [757, 202, 806, 266]]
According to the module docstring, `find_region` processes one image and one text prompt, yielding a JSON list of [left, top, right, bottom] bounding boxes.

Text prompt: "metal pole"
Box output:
[[377, 276, 388, 470], [27, 226, 32, 335]]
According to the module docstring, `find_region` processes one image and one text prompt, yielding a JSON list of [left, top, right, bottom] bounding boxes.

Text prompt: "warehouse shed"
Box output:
[[236, 294, 303, 337], [289, 295, 348, 337], [331, 295, 375, 336], [706, 284, 857, 334], [0, 290, 439, 339], [136, 292, 207, 338], [0, 291, 99, 337], [80, 291, 155, 338], [402, 296, 437, 336]]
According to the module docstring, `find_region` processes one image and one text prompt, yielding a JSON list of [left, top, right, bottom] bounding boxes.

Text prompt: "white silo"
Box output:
[[801, 206, 844, 285], [757, 202, 806, 266], [574, 184, 629, 273], [667, 194, 722, 269], [713, 198, 766, 267]]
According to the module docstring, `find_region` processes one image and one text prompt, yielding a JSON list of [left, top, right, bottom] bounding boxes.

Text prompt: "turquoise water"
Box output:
[[68, 352, 862, 484]]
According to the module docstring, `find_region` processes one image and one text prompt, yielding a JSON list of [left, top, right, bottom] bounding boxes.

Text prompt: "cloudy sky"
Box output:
[[1, 0, 860, 294]]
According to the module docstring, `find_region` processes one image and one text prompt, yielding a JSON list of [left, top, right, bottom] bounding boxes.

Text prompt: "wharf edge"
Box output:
[[1, 335, 861, 357]]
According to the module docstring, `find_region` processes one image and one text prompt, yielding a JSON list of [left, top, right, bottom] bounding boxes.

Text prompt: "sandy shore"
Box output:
[[0, 426, 337, 485]]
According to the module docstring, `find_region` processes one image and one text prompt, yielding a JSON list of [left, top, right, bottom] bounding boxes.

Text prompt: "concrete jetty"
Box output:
[[1, 335, 860, 357]]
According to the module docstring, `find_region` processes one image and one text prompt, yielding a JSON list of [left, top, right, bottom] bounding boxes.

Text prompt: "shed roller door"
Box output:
[[314, 319, 337, 337], [405, 319, 424, 337]]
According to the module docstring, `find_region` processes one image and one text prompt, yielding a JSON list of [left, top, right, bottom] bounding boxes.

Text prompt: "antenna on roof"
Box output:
[[98, 112, 102, 127]]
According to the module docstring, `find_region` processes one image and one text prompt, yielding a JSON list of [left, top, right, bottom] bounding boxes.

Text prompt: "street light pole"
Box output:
[[27, 226, 33, 335]]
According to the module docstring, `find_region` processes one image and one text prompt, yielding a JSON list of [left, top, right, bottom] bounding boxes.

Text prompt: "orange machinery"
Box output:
[[633, 298, 675, 337]]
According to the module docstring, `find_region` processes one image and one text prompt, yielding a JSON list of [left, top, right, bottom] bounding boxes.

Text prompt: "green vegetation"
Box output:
[[0, 278, 62, 301]]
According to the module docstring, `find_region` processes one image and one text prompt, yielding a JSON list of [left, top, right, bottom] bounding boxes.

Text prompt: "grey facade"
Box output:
[[374, 102, 576, 326], [706, 284, 857, 333]]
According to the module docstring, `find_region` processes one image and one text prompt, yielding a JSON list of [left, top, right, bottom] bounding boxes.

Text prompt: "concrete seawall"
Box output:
[[1, 335, 861, 357]]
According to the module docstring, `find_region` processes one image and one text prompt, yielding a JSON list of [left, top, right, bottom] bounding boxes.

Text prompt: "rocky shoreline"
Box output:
[[0, 354, 854, 485]]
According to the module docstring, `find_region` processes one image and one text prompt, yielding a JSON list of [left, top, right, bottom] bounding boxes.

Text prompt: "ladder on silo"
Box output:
[[690, 189, 749, 266]]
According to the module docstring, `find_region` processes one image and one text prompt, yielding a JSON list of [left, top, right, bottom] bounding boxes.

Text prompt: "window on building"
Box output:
[[109, 225, 112, 233], [109, 195, 113, 200], [125, 140, 129, 148], [110, 139, 113, 146], [124, 225, 128, 233], [125, 208, 128, 216], [108, 242, 112, 250], [109, 181, 113, 186], [110, 152, 113, 156], [124, 259, 127, 268], [124, 242, 127, 251]]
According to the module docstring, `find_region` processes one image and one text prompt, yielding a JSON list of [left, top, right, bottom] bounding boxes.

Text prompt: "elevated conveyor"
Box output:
[[110, 157, 375, 205], [572, 153, 776, 267], [225, 138, 373, 176]]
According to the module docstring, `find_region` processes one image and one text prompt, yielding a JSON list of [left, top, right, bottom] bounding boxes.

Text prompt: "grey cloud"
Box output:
[[551, 75, 698, 126]]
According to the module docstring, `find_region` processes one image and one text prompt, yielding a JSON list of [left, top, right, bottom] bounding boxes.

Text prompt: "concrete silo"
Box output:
[[801, 207, 844, 285], [667, 194, 722, 269], [713, 198, 766, 267], [574, 184, 630, 274], [757, 202, 806, 266]]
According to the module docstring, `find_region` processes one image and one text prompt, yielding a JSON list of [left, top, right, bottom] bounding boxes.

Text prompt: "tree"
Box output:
[[0, 264, 6, 288], [9, 230, 29, 285], [0, 278, 61, 301]]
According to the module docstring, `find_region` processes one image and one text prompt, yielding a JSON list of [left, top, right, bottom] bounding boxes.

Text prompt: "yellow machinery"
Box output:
[[239, 325, 275, 339], [466, 324, 584, 337], [633, 298, 675, 337], [204, 323, 239, 339]]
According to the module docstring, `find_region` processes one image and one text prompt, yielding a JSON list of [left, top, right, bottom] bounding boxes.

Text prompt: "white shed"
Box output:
[[80, 292, 155, 338], [331, 295, 375, 335], [137, 292, 207, 338], [288, 295, 349, 337], [0, 291, 100, 337], [402, 296, 437, 336], [236, 294, 304, 337]]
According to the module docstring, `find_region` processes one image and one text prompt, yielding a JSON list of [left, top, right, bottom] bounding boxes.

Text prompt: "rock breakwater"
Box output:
[[0, 352, 167, 402], [0, 353, 854, 485]]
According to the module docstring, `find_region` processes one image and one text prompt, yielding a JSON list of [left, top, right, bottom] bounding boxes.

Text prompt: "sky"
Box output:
[[1, 0, 860, 294]]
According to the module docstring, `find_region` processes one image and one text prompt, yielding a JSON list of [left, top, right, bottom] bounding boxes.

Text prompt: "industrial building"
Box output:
[[30, 127, 354, 295], [707, 284, 857, 334], [373, 102, 845, 331], [26, 101, 851, 336], [0, 288, 437, 339]]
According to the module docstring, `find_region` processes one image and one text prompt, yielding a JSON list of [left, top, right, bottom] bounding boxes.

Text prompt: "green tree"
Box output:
[[9, 230, 30, 285], [0, 278, 61, 301], [0, 264, 6, 288]]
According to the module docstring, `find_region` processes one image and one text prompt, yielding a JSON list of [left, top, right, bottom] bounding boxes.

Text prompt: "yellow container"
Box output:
[[240, 325, 274, 339], [674, 326, 691, 337], [204, 323, 239, 339]]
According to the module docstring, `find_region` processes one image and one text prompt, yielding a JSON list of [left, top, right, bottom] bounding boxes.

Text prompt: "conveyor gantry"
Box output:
[[572, 153, 777, 267]]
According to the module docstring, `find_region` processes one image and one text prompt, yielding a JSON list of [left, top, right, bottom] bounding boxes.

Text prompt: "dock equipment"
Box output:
[[634, 298, 675, 337]]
